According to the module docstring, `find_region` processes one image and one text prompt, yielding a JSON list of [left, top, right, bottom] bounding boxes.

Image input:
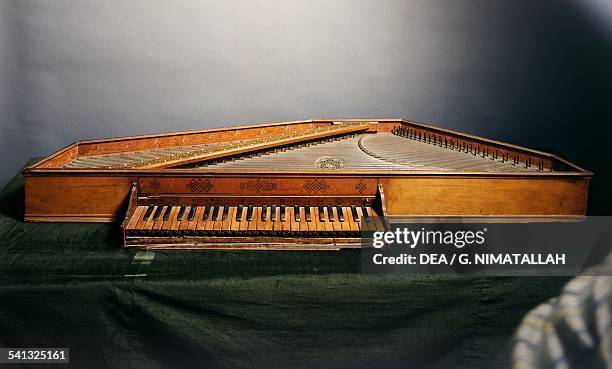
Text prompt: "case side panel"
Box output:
[[24, 174, 133, 222], [381, 176, 589, 216]]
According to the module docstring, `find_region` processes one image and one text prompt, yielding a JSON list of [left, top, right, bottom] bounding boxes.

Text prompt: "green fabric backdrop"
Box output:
[[0, 165, 567, 369]]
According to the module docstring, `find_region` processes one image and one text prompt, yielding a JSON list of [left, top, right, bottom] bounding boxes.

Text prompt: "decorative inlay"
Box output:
[[88, 122, 357, 169], [150, 178, 161, 192], [303, 179, 329, 194], [355, 178, 367, 194], [240, 179, 277, 194], [315, 156, 346, 170], [186, 178, 213, 193]]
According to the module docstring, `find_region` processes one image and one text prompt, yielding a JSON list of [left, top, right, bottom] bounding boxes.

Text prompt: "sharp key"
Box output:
[[299, 206, 308, 232], [177, 205, 187, 221], [163, 206, 179, 231], [194, 206, 206, 231], [280, 206, 290, 232], [345, 206, 358, 232], [178, 206, 191, 231], [350, 205, 360, 222], [202, 205, 210, 220], [264, 206, 274, 231], [354, 206, 367, 232], [361, 205, 371, 222], [338, 207, 349, 232], [287, 207, 297, 232], [248, 207, 259, 231], [236, 204, 244, 221], [323, 207, 334, 233], [152, 205, 164, 221], [222, 206, 234, 230], [213, 206, 224, 231], [216, 206, 223, 221], [305, 205, 312, 222], [188, 207, 202, 231], [270, 205, 277, 221], [318, 206, 325, 222], [152, 208, 165, 231], [238, 208, 249, 231], [143, 204, 155, 221], [272, 207, 282, 232], [222, 205, 229, 221], [294, 205, 301, 222], [327, 205, 335, 222], [328, 206, 341, 232], [256, 206, 267, 231], [336, 205, 345, 222], [211, 205, 219, 221], [246, 204, 254, 221], [204, 206, 215, 231], [168, 206, 181, 232], [310, 206, 321, 231], [162, 204, 172, 221], [188, 205, 197, 221]]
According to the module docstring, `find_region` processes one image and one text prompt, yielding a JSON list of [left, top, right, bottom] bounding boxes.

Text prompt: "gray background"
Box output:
[[1, 0, 611, 213]]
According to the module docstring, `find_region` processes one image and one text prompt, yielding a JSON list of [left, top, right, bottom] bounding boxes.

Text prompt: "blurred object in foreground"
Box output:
[[513, 254, 612, 369]]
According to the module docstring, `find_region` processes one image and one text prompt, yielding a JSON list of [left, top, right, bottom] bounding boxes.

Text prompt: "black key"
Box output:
[[270, 205, 277, 221], [188, 205, 197, 221], [336, 205, 345, 222], [280, 204, 286, 221], [261, 205, 268, 221], [236, 205, 244, 222], [211, 205, 219, 221], [246, 205, 254, 221], [177, 205, 187, 221], [305, 205, 312, 222], [294, 205, 301, 222], [162, 204, 172, 221], [202, 205, 210, 220], [143, 204, 155, 221], [350, 205, 359, 222], [318, 206, 325, 222], [361, 205, 370, 222], [222, 206, 229, 221], [327, 205, 335, 222], [152, 204, 164, 221]]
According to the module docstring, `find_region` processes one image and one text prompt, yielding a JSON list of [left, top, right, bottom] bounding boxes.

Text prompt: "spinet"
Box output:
[[23, 119, 591, 250]]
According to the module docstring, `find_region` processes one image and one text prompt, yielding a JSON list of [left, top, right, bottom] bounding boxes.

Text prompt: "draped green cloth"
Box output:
[[0, 164, 567, 369]]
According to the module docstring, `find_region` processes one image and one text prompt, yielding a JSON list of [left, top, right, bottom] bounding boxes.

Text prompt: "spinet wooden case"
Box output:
[[23, 119, 591, 250]]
